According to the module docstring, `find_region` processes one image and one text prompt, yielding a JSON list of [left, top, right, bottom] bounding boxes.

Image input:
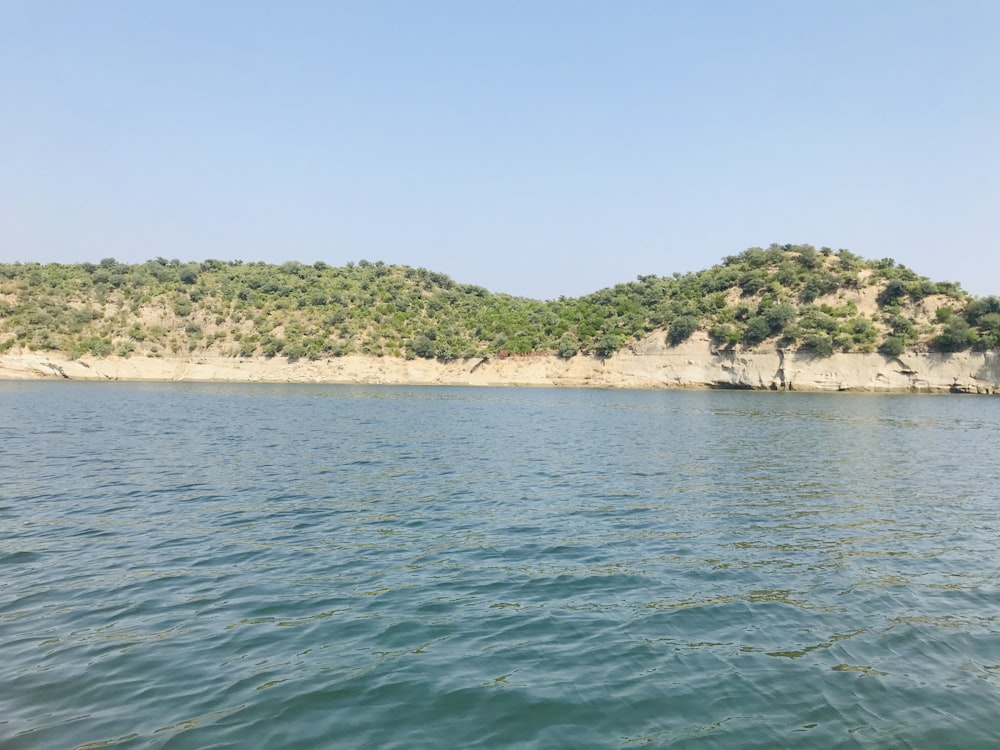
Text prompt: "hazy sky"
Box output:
[[2, 1, 997, 299]]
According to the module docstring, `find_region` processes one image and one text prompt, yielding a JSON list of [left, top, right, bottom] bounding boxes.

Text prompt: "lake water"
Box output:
[[2, 382, 1000, 749]]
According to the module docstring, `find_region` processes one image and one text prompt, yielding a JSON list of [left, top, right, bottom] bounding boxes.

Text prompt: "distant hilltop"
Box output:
[[1, 244, 999, 367]]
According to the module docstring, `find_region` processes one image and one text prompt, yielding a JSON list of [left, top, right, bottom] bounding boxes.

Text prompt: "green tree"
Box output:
[[743, 316, 772, 346], [667, 315, 699, 346], [800, 332, 834, 357], [556, 335, 579, 359], [593, 332, 623, 359], [411, 334, 436, 359], [878, 336, 906, 357], [934, 318, 975, 352], [764, 302, 797, 334], [878, 279, 908, 306]]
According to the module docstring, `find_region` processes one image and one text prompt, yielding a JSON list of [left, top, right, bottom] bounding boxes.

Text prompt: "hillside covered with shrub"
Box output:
[[1, 244, 998, 362]]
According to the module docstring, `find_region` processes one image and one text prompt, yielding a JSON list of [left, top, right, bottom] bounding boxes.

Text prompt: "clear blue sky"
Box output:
[[2, 1, 997, 299]]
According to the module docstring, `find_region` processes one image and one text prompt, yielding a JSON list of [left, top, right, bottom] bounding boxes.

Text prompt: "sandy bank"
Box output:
[[2, 333, 997, 394]]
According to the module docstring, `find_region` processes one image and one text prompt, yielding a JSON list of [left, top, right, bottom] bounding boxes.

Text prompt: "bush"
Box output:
[[878, 279, 908, 306], [667, 315, 699, 346], [709, 323, 741, 347], [763, 302, 797, 333], [411, 334, 436, 359], [848, 318, 877, 347], [800, 332, 834, 357], [593, 332, 623, 359], [743, 316, 772, 346], [173, 297, 193, 317], [284, 342, 307, 362], [70, 337, 112, 358], [964, 296, 1000, 326], [796, 245, 821, 269], [556, 336, 579, 359], [878, 336, 906, 357], [799, 308, 839, 334], [934, 318, 975, 352], [885, 315, 914, 337], [434, 340, 457, 361], [833, 332, 854, 351], [262, 337, 285, 357]]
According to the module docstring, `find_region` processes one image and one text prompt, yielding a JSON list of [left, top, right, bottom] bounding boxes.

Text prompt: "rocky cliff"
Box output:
[[2, 332, 997, 393]]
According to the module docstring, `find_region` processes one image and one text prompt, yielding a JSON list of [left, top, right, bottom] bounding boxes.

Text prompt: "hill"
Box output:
[[1, 244, 998, 364]]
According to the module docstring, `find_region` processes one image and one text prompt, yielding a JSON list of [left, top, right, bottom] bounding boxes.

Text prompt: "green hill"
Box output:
[[1, 244, 998, 362]]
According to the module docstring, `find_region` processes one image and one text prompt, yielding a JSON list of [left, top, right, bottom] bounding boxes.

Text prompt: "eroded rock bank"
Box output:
[[1, 333, 997, 393]]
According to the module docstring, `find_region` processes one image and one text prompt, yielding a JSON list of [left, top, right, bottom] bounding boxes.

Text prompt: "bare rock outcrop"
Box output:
[[1, 336, 997, 394]]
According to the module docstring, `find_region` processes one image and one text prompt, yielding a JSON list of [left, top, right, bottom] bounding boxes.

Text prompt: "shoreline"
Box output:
[[2, 333, 998, 394]]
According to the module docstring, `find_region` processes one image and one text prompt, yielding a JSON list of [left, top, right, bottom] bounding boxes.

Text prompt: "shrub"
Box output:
[[885, 315, 914, 337], [763, 302, 797, 333], [262, 337, 285, 357], [976, 312, 1000, 335], [848, 318, 877, 347], [799, 308, 838, 334], [709, 323, 741, 347], [72, 337, 112, 357], [878, 336, 906, 357], [934, 318, 975, 352], [593, 332, 623, 359], [411, 334, 436, 359], [667, 315, 699, 346], [173, 297, 193, 317], [833, 332, 854, 351], [743, 316, 772, 346], [965, 297, 999, 321], [796, 245, 821, 269], [284, 342, 307, 362], [556, 335, 579, 359], [434, 340, 457, 361], [878, 279, 908, 306], [800, 332, 834, 357]]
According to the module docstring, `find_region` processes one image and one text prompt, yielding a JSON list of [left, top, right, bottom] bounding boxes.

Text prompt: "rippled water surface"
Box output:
[[3, 382, 1000, 748]]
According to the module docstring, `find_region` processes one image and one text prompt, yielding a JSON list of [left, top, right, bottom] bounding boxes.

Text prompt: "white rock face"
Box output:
[[607, 332, 999, 394], [1, 332, 998, 394]]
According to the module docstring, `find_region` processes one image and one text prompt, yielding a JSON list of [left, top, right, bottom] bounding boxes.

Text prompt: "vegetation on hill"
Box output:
[[1, 244, 998, 362]]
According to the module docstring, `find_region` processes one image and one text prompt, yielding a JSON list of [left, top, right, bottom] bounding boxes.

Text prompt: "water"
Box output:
[[2, 382, 1000, 749]]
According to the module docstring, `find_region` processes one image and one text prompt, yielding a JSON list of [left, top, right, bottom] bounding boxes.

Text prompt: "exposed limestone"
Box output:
[[1, 331, 996, 394]]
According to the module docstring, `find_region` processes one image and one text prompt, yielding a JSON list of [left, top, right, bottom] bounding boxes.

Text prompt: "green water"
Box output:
[[2, 383, 999, 748]]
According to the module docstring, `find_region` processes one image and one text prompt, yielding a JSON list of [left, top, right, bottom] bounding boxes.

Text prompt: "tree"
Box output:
[[743, 316, 772, 346], [667, 315, 699, 346], [556, 335, 579, 359], [796, 245, 821, 269], [878, 279, 907, 306], [878, 336, 906, 357], [593, 332, 622, 359], [800, 332, 834, 357], [764, 302, 797, 334], [411, 334, 435, 359], [709, 323, 741, 347], [934, 317, 975, 352]]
